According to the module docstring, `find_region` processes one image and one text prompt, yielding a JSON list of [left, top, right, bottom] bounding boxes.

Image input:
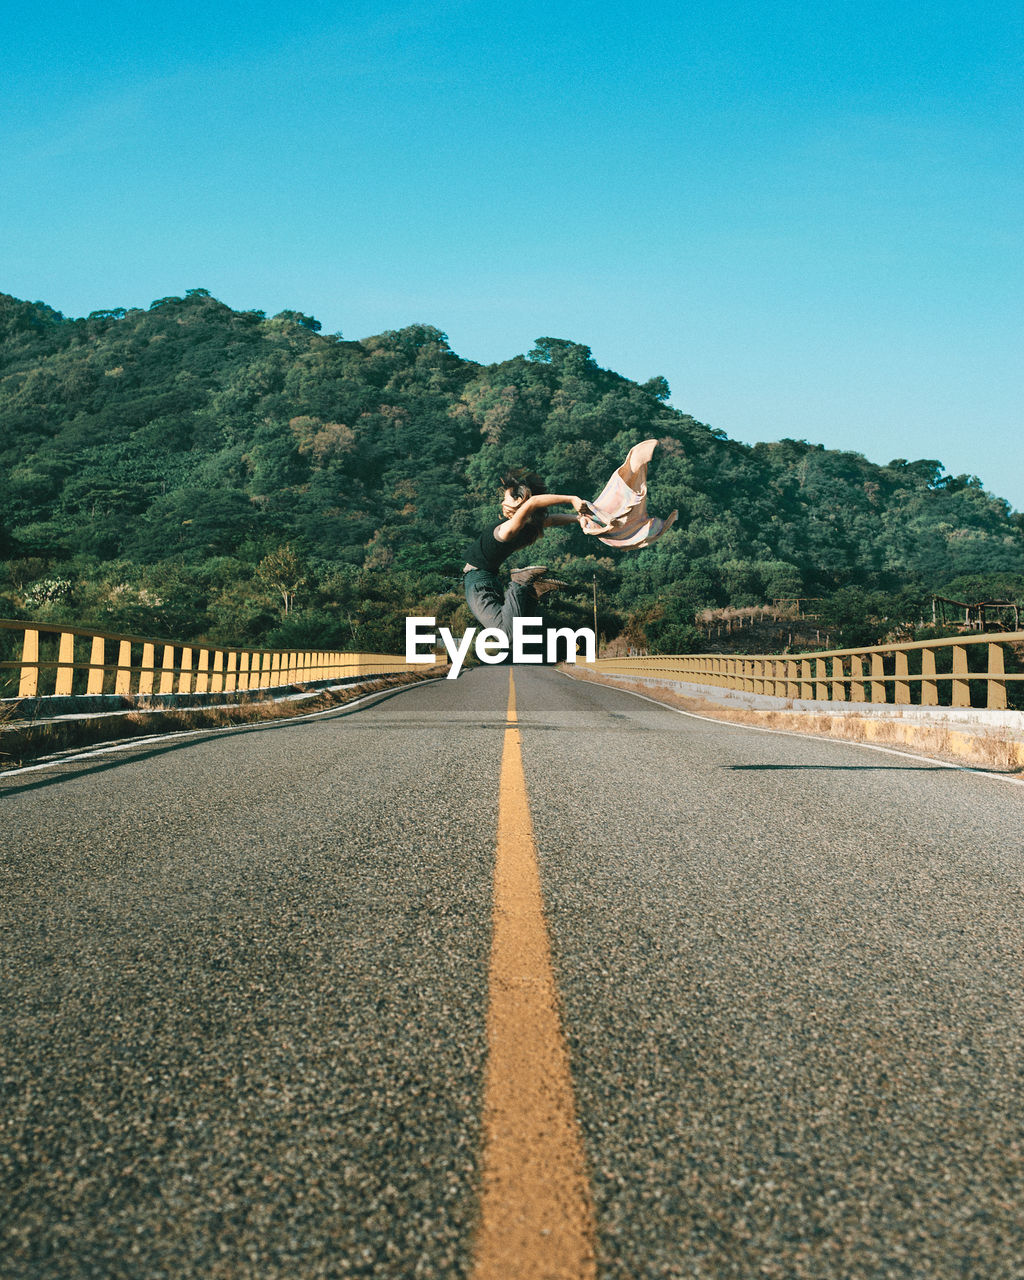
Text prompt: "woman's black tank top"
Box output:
[[464, 523, 537, 574]]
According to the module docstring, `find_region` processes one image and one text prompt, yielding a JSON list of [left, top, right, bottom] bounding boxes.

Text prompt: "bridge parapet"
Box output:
[[582, 632, 1024, 712], [0, 618, 413, 705]]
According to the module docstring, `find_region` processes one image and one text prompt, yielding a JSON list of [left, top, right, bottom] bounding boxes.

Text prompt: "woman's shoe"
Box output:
[[511, 565, 549, 585], [531, 577, 568, 597]]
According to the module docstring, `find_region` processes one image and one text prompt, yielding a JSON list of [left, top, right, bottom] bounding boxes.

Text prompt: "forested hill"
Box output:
[[2, 288, 1022, 652]]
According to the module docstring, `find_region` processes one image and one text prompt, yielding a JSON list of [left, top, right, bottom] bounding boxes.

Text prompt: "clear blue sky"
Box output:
[[4, 0, 1022, 507]]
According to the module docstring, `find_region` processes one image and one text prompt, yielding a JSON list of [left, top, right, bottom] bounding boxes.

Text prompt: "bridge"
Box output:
[[2, 621, 1024, 1277]]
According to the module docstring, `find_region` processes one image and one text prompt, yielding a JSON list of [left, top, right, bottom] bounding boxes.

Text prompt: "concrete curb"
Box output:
[[1, 675, 368, 722], [0, 671, 444, 769], [571, 670, 1024, 773]]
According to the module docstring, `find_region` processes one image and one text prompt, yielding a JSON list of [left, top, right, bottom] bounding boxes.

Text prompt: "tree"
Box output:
[[527, 337, 596, 374], [257, 545, 307, 616], [642, 376, 671, 401], [273, 310, 322, 332]]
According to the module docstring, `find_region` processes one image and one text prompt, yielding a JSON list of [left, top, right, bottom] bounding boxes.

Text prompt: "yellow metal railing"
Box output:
[[0, 619, 426, 703], [582, 632, 1024, 712]]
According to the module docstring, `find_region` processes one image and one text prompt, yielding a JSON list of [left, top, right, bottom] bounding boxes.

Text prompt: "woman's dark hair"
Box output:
[[499, 468, 547, 501], [499, 468, 547, 545]]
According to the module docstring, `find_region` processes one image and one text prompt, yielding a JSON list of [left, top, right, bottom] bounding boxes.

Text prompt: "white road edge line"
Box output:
[[0, 677, 448, 781], [559, 669, 1024, 790]]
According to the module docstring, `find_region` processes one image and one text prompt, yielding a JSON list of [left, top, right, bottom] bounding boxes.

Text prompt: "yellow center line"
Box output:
[[471, 671, 597, 1280]]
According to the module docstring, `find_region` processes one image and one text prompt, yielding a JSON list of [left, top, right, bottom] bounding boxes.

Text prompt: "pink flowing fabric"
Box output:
[[579, 439, 677, 549]]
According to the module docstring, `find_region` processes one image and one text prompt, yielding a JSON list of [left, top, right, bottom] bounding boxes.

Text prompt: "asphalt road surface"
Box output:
[[2, 665, 1023, 1279]]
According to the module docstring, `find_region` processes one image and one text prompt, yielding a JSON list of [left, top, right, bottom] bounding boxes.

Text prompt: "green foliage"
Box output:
[[257, 545, 308, 616], [0, 289, 1021, 652]]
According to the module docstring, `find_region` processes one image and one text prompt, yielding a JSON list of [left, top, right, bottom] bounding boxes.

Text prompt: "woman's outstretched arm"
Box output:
[[495, 492, 591, 541]]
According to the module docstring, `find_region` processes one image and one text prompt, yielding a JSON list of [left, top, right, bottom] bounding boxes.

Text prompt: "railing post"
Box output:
[[799, 659, 813, 700], [196, 649, 211, 694], [870, 653, 886, 703], [894, 650, 910, 705], [831, 656, 846, 701], [115, 640, 133, 698], [18, 628, 40, 698], [88, 636, 106, 696], [226, 650, 238, 693], [55, 631, 76, 696], [786, 660, 799, 698], [921, 647, 938, 706], [138, 642, 156, 696], [814, 658, 828, 701], [178, 647, 194, 695], [986, 643, 1007, 711], [849, 655, 865, 702], [952, 645, 970, 707], [211, 650, 225, 694], [160, 645, 176, 695]]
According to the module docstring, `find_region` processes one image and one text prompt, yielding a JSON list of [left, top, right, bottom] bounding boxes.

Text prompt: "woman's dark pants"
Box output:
[[463, 569, 539, 636]]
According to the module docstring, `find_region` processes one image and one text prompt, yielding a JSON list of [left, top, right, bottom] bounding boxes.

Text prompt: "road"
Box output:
[[2, 665, 1023, 1279]]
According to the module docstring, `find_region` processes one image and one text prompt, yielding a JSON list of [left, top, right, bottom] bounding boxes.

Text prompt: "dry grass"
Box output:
[[695, 604, 800, 625], [569, 667, 1024, 775], [0, 669, 446, 771]]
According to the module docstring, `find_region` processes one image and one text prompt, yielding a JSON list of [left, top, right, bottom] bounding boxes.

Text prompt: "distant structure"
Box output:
[[931, 596, 1022, 632]]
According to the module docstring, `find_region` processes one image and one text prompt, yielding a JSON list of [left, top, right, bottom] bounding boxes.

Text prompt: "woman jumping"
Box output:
[[462, 443, 677, 635], [462, 469, 592, 634]]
